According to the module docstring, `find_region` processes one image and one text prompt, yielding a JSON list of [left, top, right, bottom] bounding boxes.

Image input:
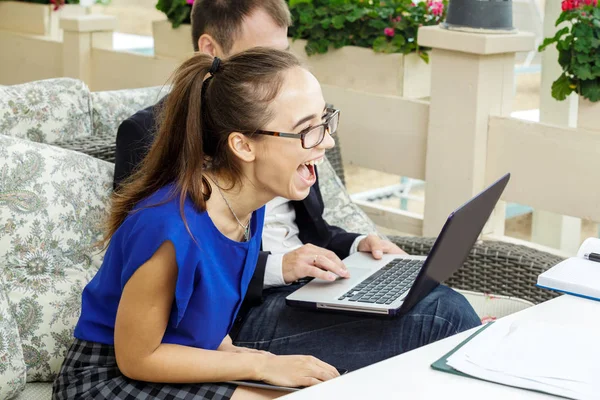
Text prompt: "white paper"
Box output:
[[446, 320, 600, 400]]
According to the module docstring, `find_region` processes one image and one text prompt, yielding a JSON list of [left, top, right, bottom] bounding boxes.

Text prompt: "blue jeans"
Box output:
[[232, 284, 480, 371]]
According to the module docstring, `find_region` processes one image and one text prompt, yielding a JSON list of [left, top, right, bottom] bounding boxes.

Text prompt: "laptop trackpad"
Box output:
[[308, 268, 371, 288]]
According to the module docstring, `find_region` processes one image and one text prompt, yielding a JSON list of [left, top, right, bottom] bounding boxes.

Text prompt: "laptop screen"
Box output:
[[399, 173, 510, 315]]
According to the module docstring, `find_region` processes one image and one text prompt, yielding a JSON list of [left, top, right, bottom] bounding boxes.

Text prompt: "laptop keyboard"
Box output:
[[337, 258, 423, 305]]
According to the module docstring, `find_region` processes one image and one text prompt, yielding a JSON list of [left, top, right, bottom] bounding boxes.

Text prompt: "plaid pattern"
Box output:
[[52, 339, 236, 400]]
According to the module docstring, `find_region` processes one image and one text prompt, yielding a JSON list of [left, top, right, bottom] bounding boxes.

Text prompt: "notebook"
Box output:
[[536, 237, 600, 301]]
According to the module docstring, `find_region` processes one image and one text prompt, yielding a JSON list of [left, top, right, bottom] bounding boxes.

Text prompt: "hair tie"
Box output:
[[209, 57, 221, 76]]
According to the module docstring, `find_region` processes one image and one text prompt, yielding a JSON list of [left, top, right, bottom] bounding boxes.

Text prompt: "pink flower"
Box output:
[[561, 0, 595, 10], [384, 27, 395, 37], [393, 16, 402, 23], [427, 0, 445, 16], [186, 0, 194, 4], [562, 0, 577, 10]]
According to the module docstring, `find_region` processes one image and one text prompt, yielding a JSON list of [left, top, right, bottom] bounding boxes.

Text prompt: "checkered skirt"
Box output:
[[52, 339, 236, 400]]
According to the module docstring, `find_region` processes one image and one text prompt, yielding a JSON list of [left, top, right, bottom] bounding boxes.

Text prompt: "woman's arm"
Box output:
[[114, 241, 264, 383], [114, 241, 339, 386]]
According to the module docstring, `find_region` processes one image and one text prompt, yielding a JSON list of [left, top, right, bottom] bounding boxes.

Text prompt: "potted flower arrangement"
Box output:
[[154, 0, 446, 98], [538, 0, 600, 131], [0, 0, 109, 38], [288, 0, 446, 62]]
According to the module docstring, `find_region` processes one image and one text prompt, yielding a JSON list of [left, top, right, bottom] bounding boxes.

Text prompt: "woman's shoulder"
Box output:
[[122, 185, 206, 237]]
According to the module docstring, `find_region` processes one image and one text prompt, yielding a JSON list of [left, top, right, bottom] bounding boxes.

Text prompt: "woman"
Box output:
[[52, 48, 340, 400]]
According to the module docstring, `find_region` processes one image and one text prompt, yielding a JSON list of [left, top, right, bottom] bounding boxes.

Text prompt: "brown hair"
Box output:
[[105, 48, 301, 242], [191, 0, 292, 54]]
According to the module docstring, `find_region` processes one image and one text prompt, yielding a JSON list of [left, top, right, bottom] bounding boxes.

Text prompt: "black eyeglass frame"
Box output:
[[253, 108, 340, 149]]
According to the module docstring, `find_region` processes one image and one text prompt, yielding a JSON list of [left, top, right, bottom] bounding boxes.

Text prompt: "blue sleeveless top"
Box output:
[[74, 184, 265, 350]]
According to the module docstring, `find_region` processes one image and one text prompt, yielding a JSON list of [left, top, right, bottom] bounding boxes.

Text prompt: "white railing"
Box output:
[[486, 117, 600, 223]]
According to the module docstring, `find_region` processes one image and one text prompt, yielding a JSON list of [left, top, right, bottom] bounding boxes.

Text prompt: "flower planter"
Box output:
[[151, 23, 431, 98], [0, 1, 85, 39], [152, 20, 193, 60], [289, 39, 430, 99], [578, 97, 600, 132]]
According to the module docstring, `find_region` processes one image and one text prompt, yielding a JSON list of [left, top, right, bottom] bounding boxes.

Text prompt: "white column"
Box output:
[[418, 26, 534, 237], [60, 15, 117, 85], [531, 0, 581, 255]]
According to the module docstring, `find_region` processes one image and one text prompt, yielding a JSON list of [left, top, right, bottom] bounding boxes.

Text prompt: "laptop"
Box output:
[[286, 173, 510, 317]]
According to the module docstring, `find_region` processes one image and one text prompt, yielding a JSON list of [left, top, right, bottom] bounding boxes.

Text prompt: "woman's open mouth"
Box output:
[[296, 157, 324, 185]]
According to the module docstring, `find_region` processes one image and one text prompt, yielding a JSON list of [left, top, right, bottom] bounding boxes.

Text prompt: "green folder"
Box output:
[[431, 321, 494, 376], [430, 322, 567, 399]]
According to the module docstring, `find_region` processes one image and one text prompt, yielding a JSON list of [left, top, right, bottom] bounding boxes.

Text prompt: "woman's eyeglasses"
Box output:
[[254, 108, 339, 149]]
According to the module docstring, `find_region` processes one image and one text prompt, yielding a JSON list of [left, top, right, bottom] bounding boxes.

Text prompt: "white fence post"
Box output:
[[530, 0, 582, 255], [60, 15, 117, 85], [418, 26, 534, 237]]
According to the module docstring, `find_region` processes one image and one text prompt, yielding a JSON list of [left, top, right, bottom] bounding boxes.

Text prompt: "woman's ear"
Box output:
[[228, 132, 256, 163], [197, 34, 224, 57]]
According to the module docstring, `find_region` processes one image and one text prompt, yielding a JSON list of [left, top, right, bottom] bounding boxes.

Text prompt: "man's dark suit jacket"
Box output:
[[114, 101, 360, 306]]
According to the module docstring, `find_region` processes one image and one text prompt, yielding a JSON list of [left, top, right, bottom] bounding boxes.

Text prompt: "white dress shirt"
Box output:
[[261, 196, 366, 288]]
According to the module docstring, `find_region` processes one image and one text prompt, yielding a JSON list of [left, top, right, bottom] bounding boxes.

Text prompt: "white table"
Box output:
[[282, 295, 600, 399]]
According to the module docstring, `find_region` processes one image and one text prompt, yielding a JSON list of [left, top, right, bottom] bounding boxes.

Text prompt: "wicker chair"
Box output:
[[391, 237, 562, 304], [55, 132, 117, 163], [55, 131, 564, 305]]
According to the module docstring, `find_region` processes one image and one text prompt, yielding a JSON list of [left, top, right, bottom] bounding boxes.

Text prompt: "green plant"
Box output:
[[155, 0, 192, 28], [538, 0, 600, 102], [288, 0, 447, 62]]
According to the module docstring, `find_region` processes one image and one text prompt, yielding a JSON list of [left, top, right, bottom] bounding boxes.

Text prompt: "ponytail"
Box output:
[[106, 53, 215, 242]]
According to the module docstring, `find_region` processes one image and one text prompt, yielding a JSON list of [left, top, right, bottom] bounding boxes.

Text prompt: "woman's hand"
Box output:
[[257, 354, 340, 388]]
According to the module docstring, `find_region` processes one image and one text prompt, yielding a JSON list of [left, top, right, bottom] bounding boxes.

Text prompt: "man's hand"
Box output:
[[357, 234, 407, 259], [282, 244, 350, 284]]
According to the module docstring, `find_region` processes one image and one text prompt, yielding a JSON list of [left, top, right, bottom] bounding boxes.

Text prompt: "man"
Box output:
[[114, 0, 480, 372]]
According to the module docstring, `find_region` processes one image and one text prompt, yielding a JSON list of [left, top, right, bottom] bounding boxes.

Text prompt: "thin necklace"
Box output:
[[206, 175, 251, 242]]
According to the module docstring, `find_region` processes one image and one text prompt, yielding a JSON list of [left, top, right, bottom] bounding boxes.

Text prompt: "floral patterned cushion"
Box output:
[[0, 276, 27, 399], [0, 78, 93, 144], [0, 135, 113, 382], [91, 85, 169, 139], [319, 158, 379, 236]]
